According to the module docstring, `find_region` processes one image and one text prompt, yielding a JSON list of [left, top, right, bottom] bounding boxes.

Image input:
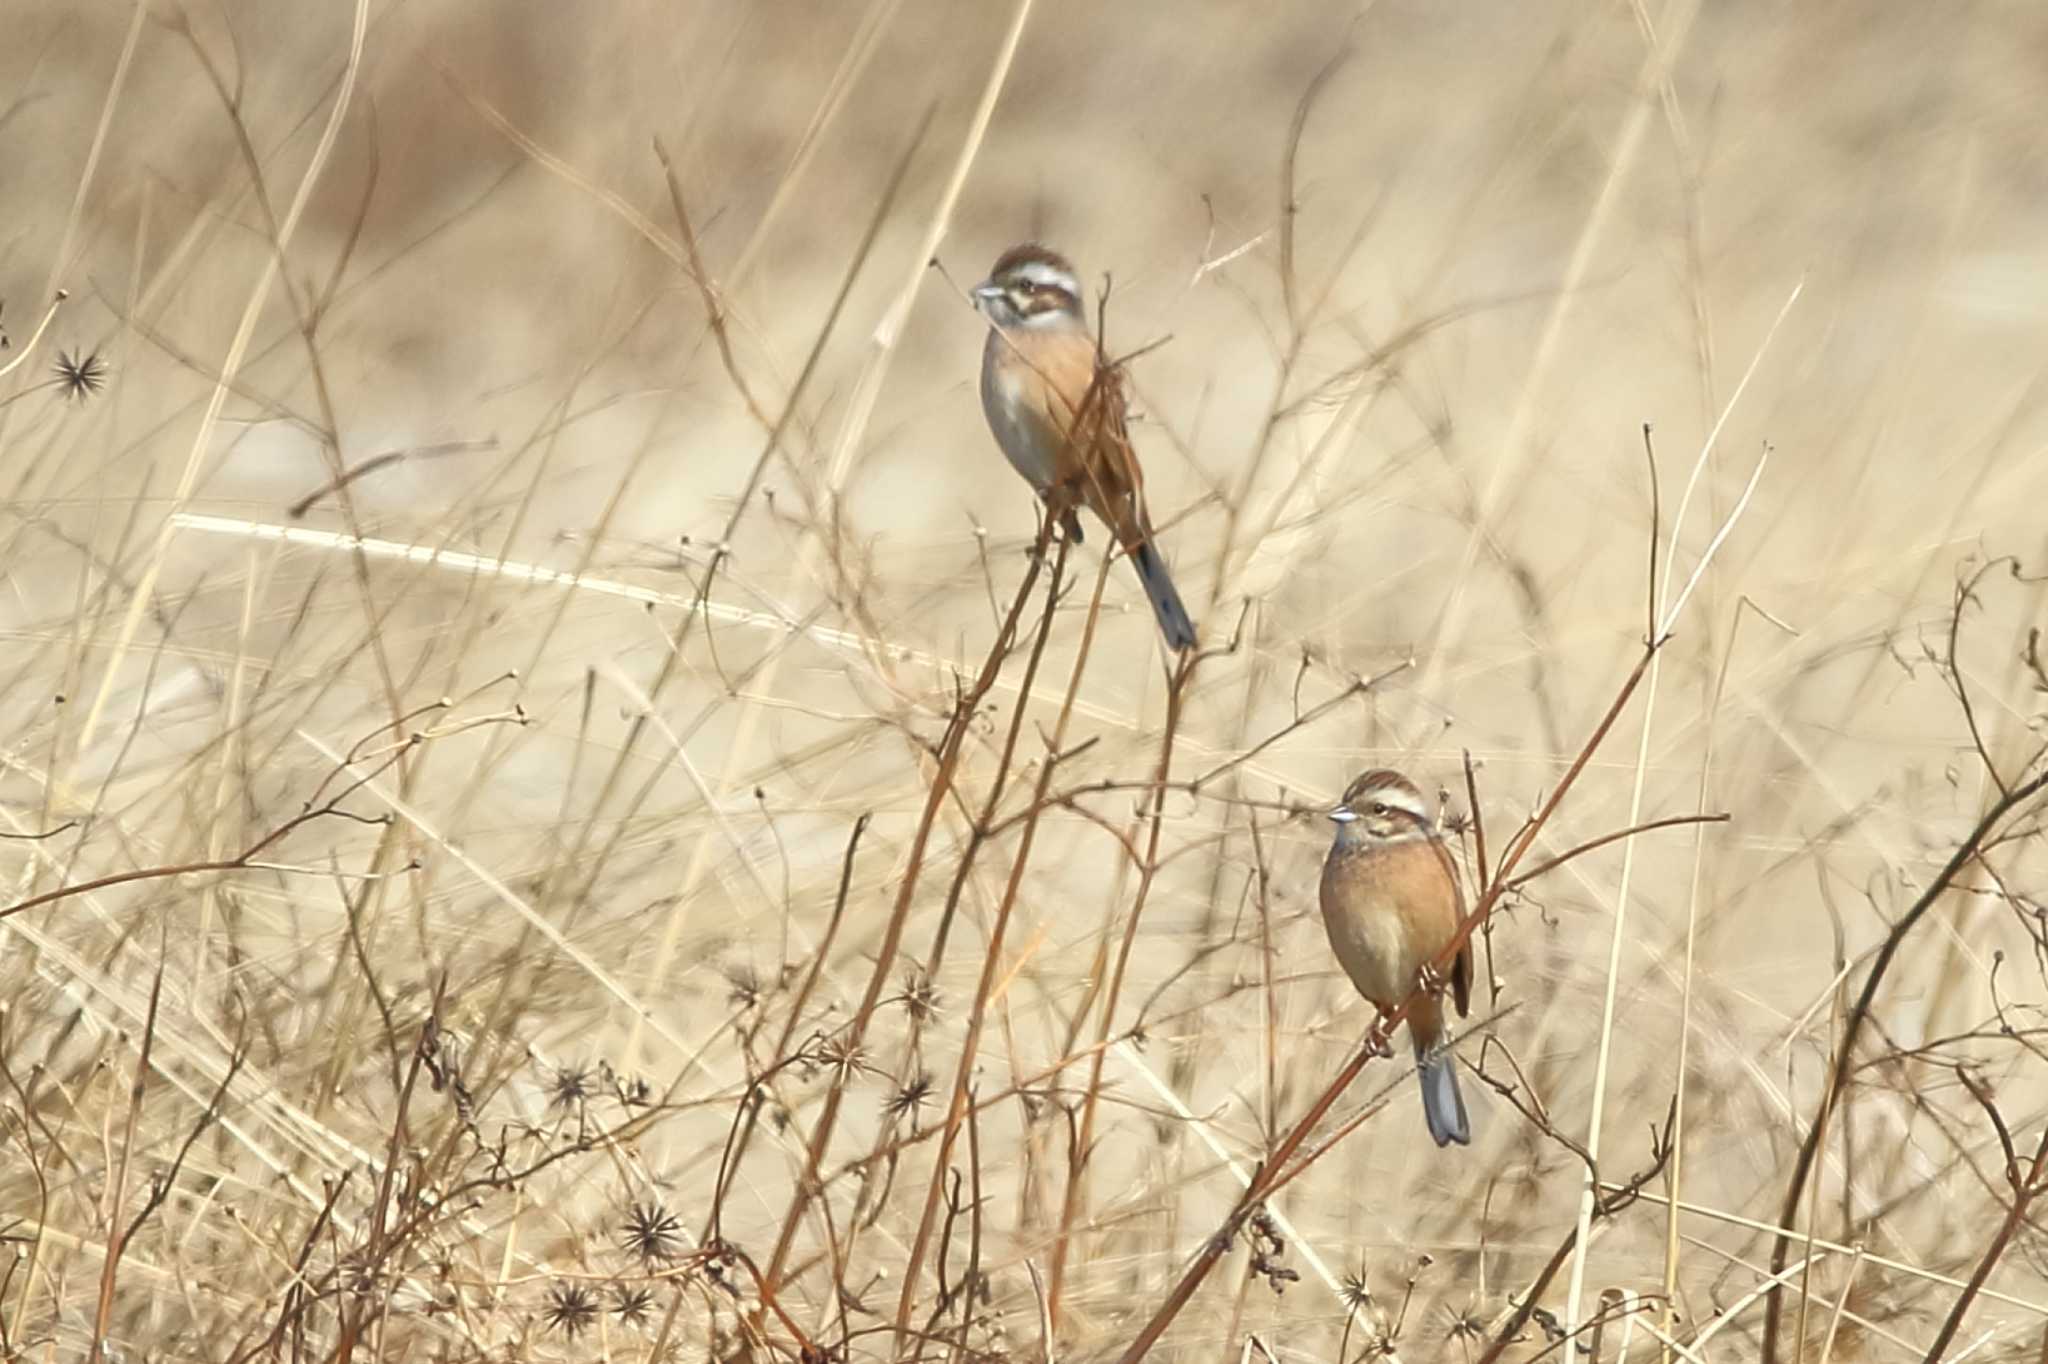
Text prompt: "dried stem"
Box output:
[[762, 523, 1059, 1291], [1762, 765, 2048, 1361], [1116, 642, 1662, 1363]]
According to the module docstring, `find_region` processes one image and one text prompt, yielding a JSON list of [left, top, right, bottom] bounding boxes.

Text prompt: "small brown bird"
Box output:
[[971, 243, 1196, 651], [1318, 768, 1473, 1147]]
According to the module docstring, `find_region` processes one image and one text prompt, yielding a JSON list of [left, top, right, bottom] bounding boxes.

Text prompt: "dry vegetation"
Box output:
[[3, 2, 2048, 1361]]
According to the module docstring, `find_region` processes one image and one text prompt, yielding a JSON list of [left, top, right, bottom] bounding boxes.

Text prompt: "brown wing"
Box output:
[[1430, 833, 1474, 1018], [1039, 342, 1153, 555]]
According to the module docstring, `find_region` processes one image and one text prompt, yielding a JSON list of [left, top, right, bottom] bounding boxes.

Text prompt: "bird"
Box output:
[[1318, 767, 1474, 1147], [970, 243, 1197, 652]]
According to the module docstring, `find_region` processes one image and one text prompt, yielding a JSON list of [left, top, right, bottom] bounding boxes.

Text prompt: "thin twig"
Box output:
[[1762, 766, 2048, 1360]]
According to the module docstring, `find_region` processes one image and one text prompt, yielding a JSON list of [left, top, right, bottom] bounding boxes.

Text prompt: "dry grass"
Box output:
[[3, 3, 2048, 1361]]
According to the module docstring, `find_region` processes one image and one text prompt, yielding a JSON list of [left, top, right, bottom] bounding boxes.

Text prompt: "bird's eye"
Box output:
[[1369, 802, 1387, 816]]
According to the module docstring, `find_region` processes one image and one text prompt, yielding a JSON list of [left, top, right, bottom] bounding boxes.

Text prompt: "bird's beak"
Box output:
[[971, 281, 1004, 311], [1327, 805, 1357, 824]]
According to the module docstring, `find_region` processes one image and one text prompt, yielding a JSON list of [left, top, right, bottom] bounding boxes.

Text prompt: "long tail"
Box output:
[[1131, 539, 1197, 652], [1414, 1033, 1471, 1148]]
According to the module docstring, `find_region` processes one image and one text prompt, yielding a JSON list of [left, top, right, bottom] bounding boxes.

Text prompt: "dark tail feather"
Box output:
[[1061, 508, 1085, 544], [1415, 1037, 1471, 1148], [1131, 539, 1197, 652]]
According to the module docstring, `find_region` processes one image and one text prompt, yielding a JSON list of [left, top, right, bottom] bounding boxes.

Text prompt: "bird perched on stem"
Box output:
[[971, 243, 1196, 652], [1318, 768, 1473, 1147]]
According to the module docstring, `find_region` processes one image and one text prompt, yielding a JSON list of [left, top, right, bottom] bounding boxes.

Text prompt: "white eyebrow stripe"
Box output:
[[1015, 260, 1079, 296], [1359, 785, 1428, 821]]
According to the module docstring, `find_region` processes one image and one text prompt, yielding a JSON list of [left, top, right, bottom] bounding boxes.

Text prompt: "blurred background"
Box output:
[[3, 1, 2046, 1359]]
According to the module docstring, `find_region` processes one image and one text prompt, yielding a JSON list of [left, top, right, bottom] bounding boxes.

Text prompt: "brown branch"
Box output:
[[1048, 644, 1199, 1333], [285, 439, 496, 519], [1954, 1065, 2020, 1177], [1278, 46, 1347, 334], [761, 521, 1059, 1292], [653, 136, 773, 437], [1116, 643, 1662, 1363], [1502, 812, 1730, 891], [710, 108, 932, 545], [224, 1173, 349, 1364], [0, 819, 78, 842], [1472, 1036, 1596, 1176], [1473, 1109, 1675, 1364], [1945, 558, 2014, 800], [921, 518, 1077, 980], [1187, 660, 1408, 791], [85, 950, 247, 1358], [896, 542, 1108, 1350], [708, 813, 871, 1244], [0, 707, 519, 925], [1762, 765, 2048, 1362], [1920, 1122, 2048, 1363], [1642, 423, 1661, 647], [87, 954, 165, 1364]]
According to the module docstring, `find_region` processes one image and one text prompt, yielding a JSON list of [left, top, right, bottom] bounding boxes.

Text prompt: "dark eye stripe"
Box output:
[[1014, 283, 1073, 313]]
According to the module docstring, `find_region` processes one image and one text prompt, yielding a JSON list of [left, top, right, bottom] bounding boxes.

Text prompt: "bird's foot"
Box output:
[[1417, 961, 1448, 998], [1363, 1017, 1396, 1059]]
